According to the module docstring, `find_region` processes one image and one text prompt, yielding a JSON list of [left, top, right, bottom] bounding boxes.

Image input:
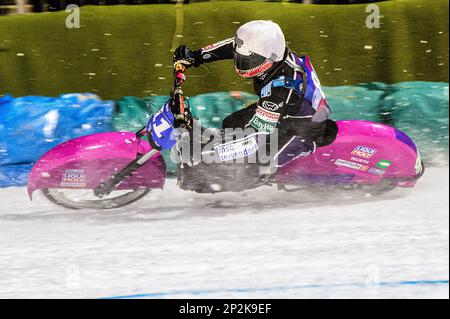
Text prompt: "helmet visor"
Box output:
[[233, 50, 273, 78], [234, 49, 266, 70]]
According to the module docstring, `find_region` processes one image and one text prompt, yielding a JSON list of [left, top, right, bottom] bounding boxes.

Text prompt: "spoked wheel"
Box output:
[[41, 188, 151, 210]]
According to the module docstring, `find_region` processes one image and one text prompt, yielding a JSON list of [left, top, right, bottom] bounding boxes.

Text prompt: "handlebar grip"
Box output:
[[175, 72, 186, 81], [174, 62, 186, 73], [171, 61, 187, 100]]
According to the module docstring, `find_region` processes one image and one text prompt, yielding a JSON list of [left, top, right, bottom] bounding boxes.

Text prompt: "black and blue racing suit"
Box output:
[[192, 38, 332, 166]]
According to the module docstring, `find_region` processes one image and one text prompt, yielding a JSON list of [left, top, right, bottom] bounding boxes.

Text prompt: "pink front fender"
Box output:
[[27, 132, 166, 199]]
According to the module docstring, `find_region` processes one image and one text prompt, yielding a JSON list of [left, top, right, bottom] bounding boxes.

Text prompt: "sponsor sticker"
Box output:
[[350, 157, 370, 165], [351, 145, 377, 159], [255, 107, 280, 122], [202, 39, 232, 51], [335, 159, 369, 172], [261, 100, 283, 112], [61, 169, 86, 187], [368, 167, 386, 176], [376, 159, 392, 169], [312, 87, 324, 111], [249, 107, 280, 133], [215, 136, 259, 161], [260, 82, 272, 98]]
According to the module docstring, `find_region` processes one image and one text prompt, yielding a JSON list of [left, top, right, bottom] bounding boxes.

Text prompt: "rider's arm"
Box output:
[[192, 38, 235, 65], [297, 54, 331, 123], [174, 38, 234, 67]]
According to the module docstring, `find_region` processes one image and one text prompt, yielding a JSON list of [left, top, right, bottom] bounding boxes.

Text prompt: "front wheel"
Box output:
[[41, 188, 151, 210]]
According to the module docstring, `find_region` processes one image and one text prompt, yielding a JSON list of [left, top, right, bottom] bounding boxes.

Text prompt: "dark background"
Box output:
[[0, 0, 388, 15]]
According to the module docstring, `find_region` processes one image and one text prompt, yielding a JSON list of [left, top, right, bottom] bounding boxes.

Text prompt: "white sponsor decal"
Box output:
[[261, 82, 272, 98], [215, 136, 259, 161], [368, 167, 385, 176], [335, 159, 369, 172], [255, 107, 280, 122], [350, 157, 370, 164], [61, 169, 86, 187], [261, 100, 283, 111], [249, 107, 280, 133], [202, 38, 233, 51]]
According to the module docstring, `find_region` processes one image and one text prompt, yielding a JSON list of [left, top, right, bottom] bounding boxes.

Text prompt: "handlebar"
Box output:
[[171, 62, 187, 96], [136, 62, 190, 138], [171, 62, 191, 128]]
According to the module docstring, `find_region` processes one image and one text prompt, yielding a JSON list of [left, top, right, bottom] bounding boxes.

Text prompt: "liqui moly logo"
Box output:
[[351, 146, 377, 159], [61, 169, 86, 187]]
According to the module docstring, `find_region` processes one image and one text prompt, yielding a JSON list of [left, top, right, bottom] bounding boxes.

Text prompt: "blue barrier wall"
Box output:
[[0, 93, 113, 187]]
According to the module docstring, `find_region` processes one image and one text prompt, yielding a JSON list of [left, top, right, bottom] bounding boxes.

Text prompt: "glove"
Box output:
[[173, 45, 199, 68]]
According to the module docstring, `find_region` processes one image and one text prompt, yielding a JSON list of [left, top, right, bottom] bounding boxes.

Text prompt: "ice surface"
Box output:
[[0, 167, 448, 298]]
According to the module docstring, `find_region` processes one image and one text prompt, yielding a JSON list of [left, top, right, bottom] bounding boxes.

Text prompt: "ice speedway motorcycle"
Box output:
[[27, 63, 425, 209]]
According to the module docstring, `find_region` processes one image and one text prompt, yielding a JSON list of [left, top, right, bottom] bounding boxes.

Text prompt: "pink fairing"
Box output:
[[277, 120, 422, 187], [27, 132, 166, 199]]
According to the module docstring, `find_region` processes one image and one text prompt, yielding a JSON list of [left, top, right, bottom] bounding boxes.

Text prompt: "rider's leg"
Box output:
[[222, 103, 257, 129], [220, 102, 328, 169], [273, 117, 326, 167], [274, 136, 316, 167]]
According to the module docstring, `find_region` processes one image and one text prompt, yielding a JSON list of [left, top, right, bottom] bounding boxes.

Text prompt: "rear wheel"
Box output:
[[41, 188, 151, 210]]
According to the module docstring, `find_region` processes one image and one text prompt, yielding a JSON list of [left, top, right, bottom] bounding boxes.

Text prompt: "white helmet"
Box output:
[[233, 20, 286, 78]]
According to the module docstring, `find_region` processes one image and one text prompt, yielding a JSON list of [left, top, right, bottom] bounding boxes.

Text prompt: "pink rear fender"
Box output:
[[277, 120, 422, 187], [27, 132, 166, 199]]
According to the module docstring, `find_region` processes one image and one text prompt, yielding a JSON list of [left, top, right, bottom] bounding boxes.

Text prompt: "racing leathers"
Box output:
[[189, 38, 331, 167]]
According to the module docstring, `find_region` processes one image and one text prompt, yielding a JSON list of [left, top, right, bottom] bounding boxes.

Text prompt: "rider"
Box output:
[[173, 20, 331, 167]]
